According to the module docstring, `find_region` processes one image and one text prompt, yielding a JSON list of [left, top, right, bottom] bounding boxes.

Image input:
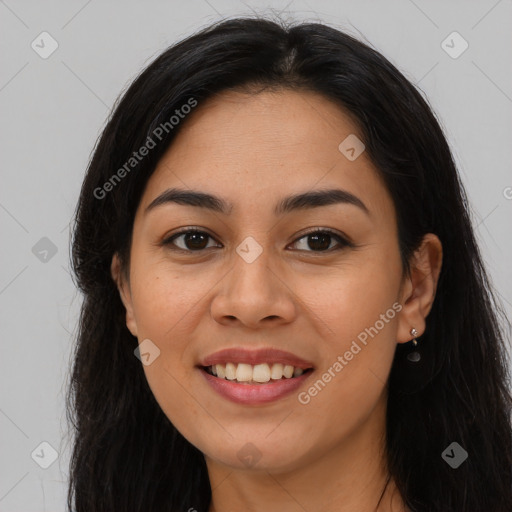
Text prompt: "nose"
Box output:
[[210, 244, 297, 329]]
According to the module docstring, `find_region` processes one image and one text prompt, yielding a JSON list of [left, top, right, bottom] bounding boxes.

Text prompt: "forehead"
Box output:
[[138, 88, 391, 219]]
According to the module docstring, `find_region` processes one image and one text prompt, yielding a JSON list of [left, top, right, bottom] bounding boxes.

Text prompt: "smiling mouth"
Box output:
[[201, 362, 314, 385]]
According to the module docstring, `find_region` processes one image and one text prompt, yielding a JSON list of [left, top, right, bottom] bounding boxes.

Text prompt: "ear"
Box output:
[[111, 253, 138, 337], [396, 233, 443, 344]]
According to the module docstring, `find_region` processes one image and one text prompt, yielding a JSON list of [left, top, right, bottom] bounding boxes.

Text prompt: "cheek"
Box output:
[[130, 264, 207, 338], [128, 268, 210, 443], [294, 244, 402, 410], [294, 245, 402, 345]]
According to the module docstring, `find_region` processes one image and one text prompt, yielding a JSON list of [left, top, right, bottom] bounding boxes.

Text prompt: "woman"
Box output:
[[67, 17, 512, 511]]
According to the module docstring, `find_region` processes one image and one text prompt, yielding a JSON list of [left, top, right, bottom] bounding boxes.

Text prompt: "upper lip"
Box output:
[[199, 348, 315, 370]]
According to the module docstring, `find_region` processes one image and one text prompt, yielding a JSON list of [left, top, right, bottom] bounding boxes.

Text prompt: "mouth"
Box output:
[[198, 363, 315, 405], [197, 347, 315, 404], [200, 363, 314, 384]]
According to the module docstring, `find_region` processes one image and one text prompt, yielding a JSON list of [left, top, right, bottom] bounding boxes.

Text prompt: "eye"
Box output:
[[289, 228, 353, 252], [162, 228, 221, 252], [162, 227, 353, 253]]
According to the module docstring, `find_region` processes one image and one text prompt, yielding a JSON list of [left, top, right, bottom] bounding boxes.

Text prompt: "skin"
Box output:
[[111, 88, 442, 512]]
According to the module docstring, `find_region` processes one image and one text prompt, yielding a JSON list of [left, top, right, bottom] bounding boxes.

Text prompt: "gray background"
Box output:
[[1, 0, 511, 510]]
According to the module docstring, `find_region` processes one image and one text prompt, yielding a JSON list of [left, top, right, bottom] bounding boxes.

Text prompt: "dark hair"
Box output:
[[67, 16, 512, 511]]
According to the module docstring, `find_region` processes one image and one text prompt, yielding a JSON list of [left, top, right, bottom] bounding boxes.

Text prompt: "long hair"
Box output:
[[67, 17, 512, 511]]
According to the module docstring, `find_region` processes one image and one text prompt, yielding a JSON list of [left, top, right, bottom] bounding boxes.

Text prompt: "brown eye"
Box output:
[[163, 229, 221, 252], [290, 229, 352, 252]]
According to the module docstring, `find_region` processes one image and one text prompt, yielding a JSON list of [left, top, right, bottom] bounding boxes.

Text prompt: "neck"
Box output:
[[206, 392, 407, 512]]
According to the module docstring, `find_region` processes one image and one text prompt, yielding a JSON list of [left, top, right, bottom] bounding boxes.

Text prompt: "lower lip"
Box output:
[[199, 367, 314, 405]]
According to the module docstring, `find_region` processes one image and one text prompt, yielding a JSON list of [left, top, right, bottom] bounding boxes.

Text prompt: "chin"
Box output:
[[204, 438, 309, 474]]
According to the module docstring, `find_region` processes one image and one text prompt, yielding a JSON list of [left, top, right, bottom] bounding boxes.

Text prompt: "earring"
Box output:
[[407, 328, 421, 362]]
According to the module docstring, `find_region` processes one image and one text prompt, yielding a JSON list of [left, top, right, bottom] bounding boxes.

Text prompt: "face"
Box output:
[[113, 88, 430, 474]]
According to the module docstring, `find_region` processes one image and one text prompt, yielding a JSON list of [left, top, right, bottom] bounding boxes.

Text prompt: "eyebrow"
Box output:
[[145, 187, 369, 216]]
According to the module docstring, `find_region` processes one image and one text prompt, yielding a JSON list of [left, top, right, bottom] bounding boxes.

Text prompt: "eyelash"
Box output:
[[161, 227, 354, 254]]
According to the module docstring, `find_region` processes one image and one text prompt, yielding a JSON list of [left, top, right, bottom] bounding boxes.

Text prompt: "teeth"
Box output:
[[215, 364, 225, 379], [270, 363, 284, 380], [225, 362, 237, 380], [206, 362, 309, 383], [236, 363, 253, 382], [253, 363, 271, 383], [283, 365, 294, 378]]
